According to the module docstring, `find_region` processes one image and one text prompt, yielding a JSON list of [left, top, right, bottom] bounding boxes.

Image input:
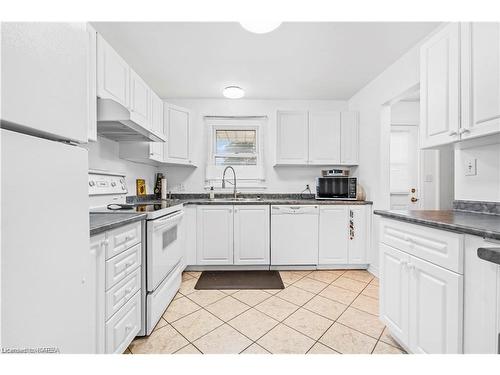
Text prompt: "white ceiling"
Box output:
[[92, 22, 440, 100]]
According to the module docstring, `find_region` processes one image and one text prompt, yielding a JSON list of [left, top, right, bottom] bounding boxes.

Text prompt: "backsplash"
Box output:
[[453, 200, 500, 215]]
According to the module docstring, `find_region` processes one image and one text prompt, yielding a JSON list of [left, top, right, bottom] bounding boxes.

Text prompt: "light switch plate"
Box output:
[[464, 158, 477, 176]]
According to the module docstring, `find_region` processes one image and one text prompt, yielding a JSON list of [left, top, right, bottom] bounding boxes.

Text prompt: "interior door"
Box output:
[[318, 206, 349, 264], [308, 111, 341, 164], [234, 205, 270, 265], [390, 125, 420, 210], [196, 206, 234, 265]]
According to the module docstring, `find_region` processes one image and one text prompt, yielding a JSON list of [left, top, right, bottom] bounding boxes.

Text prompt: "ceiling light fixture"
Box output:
[[240, 21, 282, 34], [223, 86, 245, 99]]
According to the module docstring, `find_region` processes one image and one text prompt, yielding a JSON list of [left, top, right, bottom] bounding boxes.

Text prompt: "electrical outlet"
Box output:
[[464, 158, 477, 176]]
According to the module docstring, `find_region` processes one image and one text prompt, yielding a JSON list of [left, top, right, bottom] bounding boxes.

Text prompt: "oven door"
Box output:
[[146, 210, 184, 292]]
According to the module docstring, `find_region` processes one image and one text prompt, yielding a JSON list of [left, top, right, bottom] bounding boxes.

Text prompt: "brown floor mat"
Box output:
[[194, 270, 284, 290]]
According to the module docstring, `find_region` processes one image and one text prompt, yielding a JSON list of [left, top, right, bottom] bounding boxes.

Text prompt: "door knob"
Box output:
[[411, 197, 419, 203]]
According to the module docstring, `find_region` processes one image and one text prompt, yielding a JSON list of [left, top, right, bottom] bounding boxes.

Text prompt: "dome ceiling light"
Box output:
[[239, 21, 282, 34], [223, 86, 245, 99]]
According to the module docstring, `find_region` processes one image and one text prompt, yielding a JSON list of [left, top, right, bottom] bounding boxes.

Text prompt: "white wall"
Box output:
[[161, 99, 348, 193]]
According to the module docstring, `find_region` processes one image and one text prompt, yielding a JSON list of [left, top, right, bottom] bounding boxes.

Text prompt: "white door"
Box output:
[[308, 111, 341, 164], [420, 23, 460, 148], [129, 69, 151, 129], [234, 205, 270, 265], [276, 111, 309, 164], [318, 206, 349, 264], [408, 255, 463, 353], [347, 205, 368, 264], [461, 22, 500, 140], [96, 34, 129, 108], [1, 23, 89, 143], [390, 125, 420, 210], [380, 243, 410, 347], [149, 92, 164, 161], [196, 206, 234, 265], [340, 112, 359, 165], [165, 104, 190, 162]]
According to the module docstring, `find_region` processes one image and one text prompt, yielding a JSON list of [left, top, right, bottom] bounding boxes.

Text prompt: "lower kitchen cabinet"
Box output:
[[196, 205, 234, 265], [234, 206, 270, 265]]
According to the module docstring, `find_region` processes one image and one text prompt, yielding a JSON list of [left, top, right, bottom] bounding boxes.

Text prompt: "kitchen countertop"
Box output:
[[89, 212, 147, 236], [374, 209, 500, 240], [179, 198, 373, 206]]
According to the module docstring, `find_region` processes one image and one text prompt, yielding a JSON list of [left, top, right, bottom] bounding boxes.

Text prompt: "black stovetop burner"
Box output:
[[107, 200, 182, 213]]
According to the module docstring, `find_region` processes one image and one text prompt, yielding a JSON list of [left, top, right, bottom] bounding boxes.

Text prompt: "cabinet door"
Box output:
[[276, 111, 309, 164], [408, 255, 463, 353], [348, 205, 368, 264], [149, 92, 164, 161], [165, 104, 190, 162], [234, 206, 270, 265], [129, 69, 151, 129], [89, 234, 106, 353], [340, 112, 359, 165], [420, 23, 460, 148], [196, 206, 234, 265], [97, 34, 129, 108], [308, 111, 341, 164], [318, 206, 349, 264], [87, 23, 98, 142], [380, 243, 410, 347], [461, 22, 500, 140]]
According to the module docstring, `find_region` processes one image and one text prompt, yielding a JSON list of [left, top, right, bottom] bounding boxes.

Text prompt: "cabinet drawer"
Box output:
[[105, 243, 141, 289], [106, 268, 141, 321], [105, 291, 141, 354], [106, 222, 141, 260], [380, 218, 463, 273]]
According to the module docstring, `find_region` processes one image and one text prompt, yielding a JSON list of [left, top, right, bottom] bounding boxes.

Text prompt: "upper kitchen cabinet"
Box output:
[[97, 34, 129, 108], [275, 110, 359, 166], [129, 69, 151, 130], [163, 103, 194, 165], [460, 22, 500, 140], [149, 92, 164, 161], [1, 23, 89, 144], [420, 23, 461, 149]]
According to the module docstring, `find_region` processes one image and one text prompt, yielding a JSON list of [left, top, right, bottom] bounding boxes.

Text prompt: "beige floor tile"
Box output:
[[370, 277, 379, 286], [303, 295, 348, 321], [255, 296, 299, 321], [343, 270, 374, 283], [187, 271, 202, 278], [193, 324, 252, 354], [319, 284, 358, 305], [241, 343, 270, 354], [173, 292, 183, 301], [232, 289, 272, 306], [162, 296, 201, 323], [351, 294, 379, 316], [293, 277, 329, 294], [361, 284, 379, 299], [275, 286, 315, 306], [279, 271, 304, 285], [182, 272, 194, 281], [291, 270, 313, 277], [262, 289, 281, 295], [257, 324, 315, 354], [186, 289, 226, 307], [283, 308, 333, 340], [373, 341, 405, 354], [379, 327, 402, 349], [331, 276, 367, 293], [153, 317, 168, 332], [179, 277, 198, 295], [123, 347, 132, 354], [205, 295, 250, 321], [319, 323, 377, 354], [306, 271, 342, 284], [172, 309, 223, 341], [129, 325, 188, 354], [219, 289, 239, 295], [174, 344, 202, 354], [307, 342, 340, 354], [337, 307, 385, 339], [228, 308, 279, 341]]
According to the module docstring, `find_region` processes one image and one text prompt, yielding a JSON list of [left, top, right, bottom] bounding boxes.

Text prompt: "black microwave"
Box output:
[[315, 177, 357, 200]]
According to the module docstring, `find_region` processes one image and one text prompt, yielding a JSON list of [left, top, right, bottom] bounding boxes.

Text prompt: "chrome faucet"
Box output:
[[222, 166, 237, 198]]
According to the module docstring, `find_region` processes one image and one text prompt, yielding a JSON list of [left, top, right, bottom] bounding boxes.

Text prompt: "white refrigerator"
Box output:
[[1, 22, 93, 353]]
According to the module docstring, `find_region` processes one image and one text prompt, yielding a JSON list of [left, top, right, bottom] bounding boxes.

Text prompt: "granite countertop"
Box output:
[[374, 209, 500, 240], [89, 212, 147, 236], [180, 198, 373, 206]]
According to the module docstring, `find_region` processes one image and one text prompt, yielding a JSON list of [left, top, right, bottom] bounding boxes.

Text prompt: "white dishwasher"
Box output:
[[271, 205, 319, 266]]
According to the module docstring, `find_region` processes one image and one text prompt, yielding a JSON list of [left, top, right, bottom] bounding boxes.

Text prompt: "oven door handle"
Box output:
[[152, 211, 184, 231]]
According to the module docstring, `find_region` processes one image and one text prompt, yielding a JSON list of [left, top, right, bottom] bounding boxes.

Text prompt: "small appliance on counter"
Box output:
[[154, 173, 168, 200], [321, 168, 350, 177], [316, 176, 357, 200]]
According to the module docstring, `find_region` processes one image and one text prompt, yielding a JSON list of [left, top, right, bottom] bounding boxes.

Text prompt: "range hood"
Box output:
[[97, 98, 166, 142]]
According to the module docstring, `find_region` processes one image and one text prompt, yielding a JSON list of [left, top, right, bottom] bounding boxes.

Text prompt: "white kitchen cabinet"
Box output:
[[380, 243, 410, 346], [97, 34, 130, 108], [420, 23, 461, 149], [461, 22, 500, 140], [164, 103, 192, 164], [318, 206, 349, 264], [129, 69, 151, 130], [149, 92, 164, 161], [408, 255, 463, 353], [234, 205, 270, 265], [87, 23, 98, 142], [196, 206, 234, 265], [340, 112, 360, 164], [89, 233, 106, 354], [348, 205, 369, 263], [276, 110, 309, 164], [308, 111, 341, 164]]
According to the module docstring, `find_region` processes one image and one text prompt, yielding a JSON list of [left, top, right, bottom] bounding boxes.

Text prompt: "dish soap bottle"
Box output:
[[209, 186, 215, 200]]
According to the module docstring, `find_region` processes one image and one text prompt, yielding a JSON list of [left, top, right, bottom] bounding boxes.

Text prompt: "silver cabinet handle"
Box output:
[[459, 128, 471, 135], [448, 130, 458, 136]]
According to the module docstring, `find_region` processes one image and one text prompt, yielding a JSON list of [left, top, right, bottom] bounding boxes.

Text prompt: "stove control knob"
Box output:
[[111, 182, 116, 187]]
